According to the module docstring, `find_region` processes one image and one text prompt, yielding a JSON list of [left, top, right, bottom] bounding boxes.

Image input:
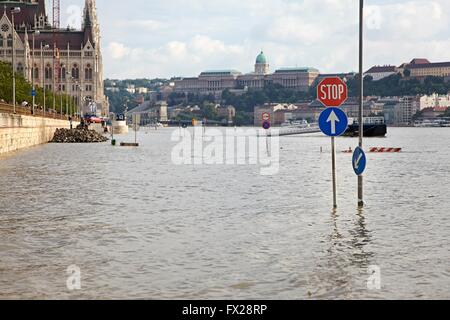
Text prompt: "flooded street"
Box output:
[[0, 127, 449, 299]]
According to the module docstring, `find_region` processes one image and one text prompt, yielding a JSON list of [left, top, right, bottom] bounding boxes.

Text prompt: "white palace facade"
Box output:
[[174, 51, 320, 96]]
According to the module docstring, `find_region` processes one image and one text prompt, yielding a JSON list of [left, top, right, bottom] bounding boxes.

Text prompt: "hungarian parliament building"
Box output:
[[174, 51, 320, 96], [0, 0, 109, 116]]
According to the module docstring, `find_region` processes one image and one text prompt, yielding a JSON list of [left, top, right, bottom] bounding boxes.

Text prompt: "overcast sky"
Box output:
[[53, 0, 450, 79]]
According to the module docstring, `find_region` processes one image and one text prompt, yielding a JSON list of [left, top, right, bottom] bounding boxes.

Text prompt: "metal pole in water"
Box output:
[[358, 0, 365, 207], [134, 115, 137, 145], [331, 137, 337, 209]]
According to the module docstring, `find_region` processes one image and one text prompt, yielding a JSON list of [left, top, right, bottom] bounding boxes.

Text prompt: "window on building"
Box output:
[[0, 36, 3, 47], [17, 63, 23, 74], [85, 64, 93, 80], [61, 66, 66, 80], [7, 34, 13, 47], [45, 64, 52, 80], [33, 65, 39, 80], [72, 64, 79, 79]]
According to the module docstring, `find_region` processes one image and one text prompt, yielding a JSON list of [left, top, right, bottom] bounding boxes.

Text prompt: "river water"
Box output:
[[0, 127, 449, 300]]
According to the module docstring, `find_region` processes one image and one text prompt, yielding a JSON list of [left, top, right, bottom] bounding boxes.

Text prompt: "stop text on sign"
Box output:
[[317, 77, 348, 107], [320, 84, 345, 100]]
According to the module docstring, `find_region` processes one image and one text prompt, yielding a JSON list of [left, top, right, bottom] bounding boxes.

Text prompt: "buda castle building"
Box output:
[[174, 51, 320, 96], [0, 0, 108, 116]]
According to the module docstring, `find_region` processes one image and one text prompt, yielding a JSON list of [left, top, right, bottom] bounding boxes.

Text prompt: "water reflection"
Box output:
[[309, 208, 375, 299], [349, 208, 375, 269]]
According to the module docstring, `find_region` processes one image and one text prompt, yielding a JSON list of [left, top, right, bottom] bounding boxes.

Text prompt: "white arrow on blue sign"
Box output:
[[353, 147, 367, 176], [318, 107, 348, 137]]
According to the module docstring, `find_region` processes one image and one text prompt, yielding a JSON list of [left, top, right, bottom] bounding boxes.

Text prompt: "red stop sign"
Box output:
[[317, 77, 348, 107]]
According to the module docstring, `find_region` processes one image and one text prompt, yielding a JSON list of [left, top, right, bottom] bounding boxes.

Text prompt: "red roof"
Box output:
[[19, 30, 89, 50], [2, 0, 47, 30], [410, 58, 431, 65], [3, 0, 93, 50]]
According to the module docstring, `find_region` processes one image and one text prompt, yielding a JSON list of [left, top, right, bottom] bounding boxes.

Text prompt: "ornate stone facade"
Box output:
[[0, 0, 108, 116]]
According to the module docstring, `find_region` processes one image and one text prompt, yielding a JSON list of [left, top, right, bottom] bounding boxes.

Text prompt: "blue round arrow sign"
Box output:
[[318, 107, 349, 137], [352, 147, 367, 176]]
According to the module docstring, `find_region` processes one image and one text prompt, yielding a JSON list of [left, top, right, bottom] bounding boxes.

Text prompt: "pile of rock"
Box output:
[[51, 128, 109, 143]]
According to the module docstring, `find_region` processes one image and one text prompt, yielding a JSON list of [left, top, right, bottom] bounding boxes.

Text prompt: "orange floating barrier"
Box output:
[[342, 147, 402, 153], [369, 147, 402, 153]]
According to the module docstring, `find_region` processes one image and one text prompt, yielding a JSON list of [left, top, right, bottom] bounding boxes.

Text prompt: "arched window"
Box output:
[[7, 34, 12, 47], [0, 36, 3, 47], [45, 64, 52, 80], [61, 66, 66, 80], [85, 64, 93, 80], [72, 64, 79, 79], [17, 63, 23, 74]]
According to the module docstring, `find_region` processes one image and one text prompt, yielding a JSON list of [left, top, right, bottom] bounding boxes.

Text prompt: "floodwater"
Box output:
[[0, 127, 449, 299]]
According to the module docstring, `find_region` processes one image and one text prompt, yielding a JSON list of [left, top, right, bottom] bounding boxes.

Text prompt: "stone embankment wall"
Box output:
[[0, 113, 76, 155]]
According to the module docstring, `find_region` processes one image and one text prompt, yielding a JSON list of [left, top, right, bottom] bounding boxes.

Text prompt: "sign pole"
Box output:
[[331, 137, 337, 209], [317, 77, 349, 209], [358, 0, 364, 207]]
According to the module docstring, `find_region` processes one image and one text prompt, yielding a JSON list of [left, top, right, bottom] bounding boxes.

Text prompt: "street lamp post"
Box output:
[[41, 43, 49, 116], [66, 71, 71, 115], [60, 63, 64, 117], [52, 44, 56, 112], [11, 7, 21, 113], [31, 30, 40, 115]]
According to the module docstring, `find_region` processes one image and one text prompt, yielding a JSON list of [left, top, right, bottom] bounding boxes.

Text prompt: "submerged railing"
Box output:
[[0, 103, 79, 121]]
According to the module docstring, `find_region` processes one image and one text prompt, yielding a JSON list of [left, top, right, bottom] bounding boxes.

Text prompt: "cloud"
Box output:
[[104, 36, 246, 78], [366, 1, 448, 41], [107, 42, 130, 60], [78, 0, 450, 78]]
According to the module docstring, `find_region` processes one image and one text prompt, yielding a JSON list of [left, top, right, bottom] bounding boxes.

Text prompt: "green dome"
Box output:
[[256, 51, 267, 64]]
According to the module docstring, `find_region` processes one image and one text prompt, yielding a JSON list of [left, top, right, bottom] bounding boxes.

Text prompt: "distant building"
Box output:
[[128, 100, 168, 124], [174, 51, 319, 97], [254, 103, 299, 126], [418, 94, 450, 110], [136, 87, 148, 94], [159, 85, 174, 100], [401, 58, 450, 78], [364, 65, 398, 81], [420, 107, 448, 119], [125, 84, 136, 94], [216, 105, 236, 123], [134, 94, 145, 105], [395, 96, 420, 125]]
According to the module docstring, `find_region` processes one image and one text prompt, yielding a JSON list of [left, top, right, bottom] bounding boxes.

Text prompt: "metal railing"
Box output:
[[0, 102, 79, 121]]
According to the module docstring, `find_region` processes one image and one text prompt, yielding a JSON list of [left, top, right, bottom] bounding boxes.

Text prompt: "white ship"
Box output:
[[281, 120, 310, 128], [111, 114, 129, 135]]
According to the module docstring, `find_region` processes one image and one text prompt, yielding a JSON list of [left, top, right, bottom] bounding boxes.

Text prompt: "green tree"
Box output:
[[0, 62, 76, 114]]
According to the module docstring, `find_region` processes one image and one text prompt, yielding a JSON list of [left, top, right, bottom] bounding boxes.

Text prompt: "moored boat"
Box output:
[[344, 117, 387, 137]]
